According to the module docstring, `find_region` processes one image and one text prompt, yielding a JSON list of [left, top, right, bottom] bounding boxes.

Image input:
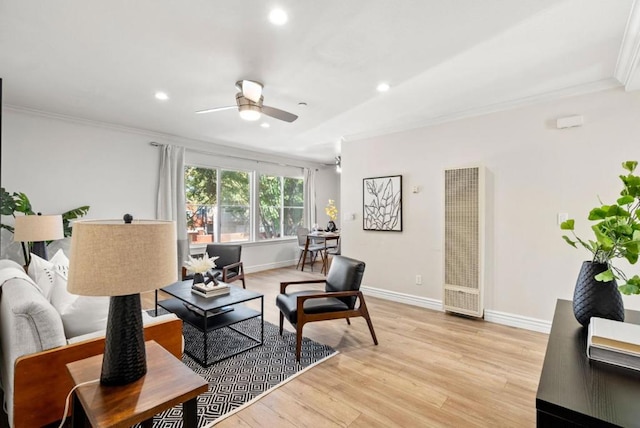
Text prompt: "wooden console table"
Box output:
[[536, 299, 640, 427], [66, 340, 208, 427]]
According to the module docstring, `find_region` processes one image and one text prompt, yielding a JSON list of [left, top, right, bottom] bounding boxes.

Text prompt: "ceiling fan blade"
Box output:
[[195, 105, 237, 114], [262, 105, 298, 122], [241, 80, 263, 103]]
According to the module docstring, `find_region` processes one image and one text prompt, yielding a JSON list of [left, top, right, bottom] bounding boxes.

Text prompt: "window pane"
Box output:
[[259, 175, 282, 240], [185, 167, 216, 244], [220, 170, 250, 242], [283, 177, 304, 236]]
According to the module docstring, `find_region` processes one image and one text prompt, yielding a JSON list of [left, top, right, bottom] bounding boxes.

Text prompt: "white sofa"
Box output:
[[0, 259, 182, 428]]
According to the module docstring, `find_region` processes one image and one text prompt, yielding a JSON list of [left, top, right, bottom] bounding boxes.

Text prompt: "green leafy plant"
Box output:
[[561, 161, 640, 295], [1, 187, 90, 262]]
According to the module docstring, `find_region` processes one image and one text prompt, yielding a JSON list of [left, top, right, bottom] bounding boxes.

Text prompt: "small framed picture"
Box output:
[[363, 175, 402, 231]]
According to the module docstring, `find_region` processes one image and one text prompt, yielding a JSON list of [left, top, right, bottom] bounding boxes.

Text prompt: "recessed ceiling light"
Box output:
[[155, 91, 169, 101], [376, 83, 390, 92], [261, 122, 270, 128], [269, 8, 288, 25]]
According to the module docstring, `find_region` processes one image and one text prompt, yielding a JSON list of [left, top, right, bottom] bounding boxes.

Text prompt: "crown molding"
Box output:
[[615, 0, 640, 90], [2, 104, 324, 169], [343, 78, 622, 143]]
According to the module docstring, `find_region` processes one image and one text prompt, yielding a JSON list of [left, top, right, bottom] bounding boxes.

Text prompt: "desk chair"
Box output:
[[296, 227, 325, 271]]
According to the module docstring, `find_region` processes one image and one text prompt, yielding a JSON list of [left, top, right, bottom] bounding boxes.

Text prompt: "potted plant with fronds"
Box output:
[[561, 160, 640, 326], [0, 187, 90, 264]]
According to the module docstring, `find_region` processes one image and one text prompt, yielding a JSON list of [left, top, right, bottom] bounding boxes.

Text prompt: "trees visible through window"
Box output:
[[283, 177, 304, 236], [220, 170, 250, 242], [185, 167, 216, 244], [258, 176, 304, 239], [185, 166, 303, 244]]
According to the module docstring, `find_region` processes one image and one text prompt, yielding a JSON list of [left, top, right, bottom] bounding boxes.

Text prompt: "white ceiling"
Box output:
[[1, 0, 639, 164]]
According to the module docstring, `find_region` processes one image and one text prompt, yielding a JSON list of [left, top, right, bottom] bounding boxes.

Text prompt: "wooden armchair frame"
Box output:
[[278, 279, 378, 361], [221, 260, 246, 288]]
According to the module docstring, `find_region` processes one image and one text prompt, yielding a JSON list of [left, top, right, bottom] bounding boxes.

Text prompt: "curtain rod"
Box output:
[[149, 141, 320, 170]]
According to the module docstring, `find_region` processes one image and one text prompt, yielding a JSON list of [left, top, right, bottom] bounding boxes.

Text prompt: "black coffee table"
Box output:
[[156, 280, 264, 366]]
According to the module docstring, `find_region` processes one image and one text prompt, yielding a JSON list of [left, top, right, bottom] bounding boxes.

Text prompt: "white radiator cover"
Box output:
[[443, 166, 485, 317]]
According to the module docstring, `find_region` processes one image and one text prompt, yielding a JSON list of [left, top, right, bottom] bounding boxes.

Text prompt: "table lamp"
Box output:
[[67, 215, 177, 386], [13, 213, 64, 262]]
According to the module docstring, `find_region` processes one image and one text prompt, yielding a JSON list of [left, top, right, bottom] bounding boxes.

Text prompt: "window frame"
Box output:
[[185, 164, 303, 248]]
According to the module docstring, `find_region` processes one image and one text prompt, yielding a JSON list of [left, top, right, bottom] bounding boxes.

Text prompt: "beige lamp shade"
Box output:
[[67, 219, 178, 296], [13, 214, 64, 242]]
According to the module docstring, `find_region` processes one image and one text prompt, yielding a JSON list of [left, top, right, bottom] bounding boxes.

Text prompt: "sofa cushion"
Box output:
[[66, 312, 179, 345], [49, 272, 110, 339], [0, 276, 67, 428], [0, 259, 24, 271], [27, 250, 69, 299]]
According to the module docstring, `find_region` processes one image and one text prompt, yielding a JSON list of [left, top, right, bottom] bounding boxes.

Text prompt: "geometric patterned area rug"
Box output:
[[137, 315, 337, 427]]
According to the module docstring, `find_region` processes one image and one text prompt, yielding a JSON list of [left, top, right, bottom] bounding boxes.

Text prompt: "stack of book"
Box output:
[[183, 303, 233, 317], [191, 282, 230, 298], [587, 317, 640, 371]]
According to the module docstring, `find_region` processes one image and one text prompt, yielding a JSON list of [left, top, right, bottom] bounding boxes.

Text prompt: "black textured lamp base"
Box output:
[[101, 294, 147, 386]]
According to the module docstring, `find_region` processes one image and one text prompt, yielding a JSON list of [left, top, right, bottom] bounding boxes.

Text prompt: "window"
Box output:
[[220, 170, 250, 242], [257, 175, 303, 240], [185, 166, 216, 244], [283, 177, 304, 236], [185, 165, 303, 244]]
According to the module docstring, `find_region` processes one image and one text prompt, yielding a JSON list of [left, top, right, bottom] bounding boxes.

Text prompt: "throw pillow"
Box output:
[[49, 273, 110, 339], [27, 249, 69, 299]]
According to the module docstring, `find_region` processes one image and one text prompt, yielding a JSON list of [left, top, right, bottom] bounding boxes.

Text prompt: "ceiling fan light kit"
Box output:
[[236, 92, 262, 121], [197, 80, 298, 123]]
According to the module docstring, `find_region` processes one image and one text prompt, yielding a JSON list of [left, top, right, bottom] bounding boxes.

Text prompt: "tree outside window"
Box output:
[[283, 177, 303, 236], [259, 175, 282, 239], [185, 166, 302, 244], [259, 175, 303, 240], [220, 170, 250, 242], [185, 167, 216, 244]]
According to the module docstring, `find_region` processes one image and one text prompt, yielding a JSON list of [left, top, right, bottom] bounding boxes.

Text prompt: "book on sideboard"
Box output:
[[587, 317, 640, 371]]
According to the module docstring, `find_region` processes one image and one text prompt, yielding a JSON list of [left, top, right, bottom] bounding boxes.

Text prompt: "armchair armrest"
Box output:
[[222, 261, 244, 281], [280, 279, 327, 293], [296, 290, 364, 316], [296, 290, 362, 304], [222, 261, 243, 272]]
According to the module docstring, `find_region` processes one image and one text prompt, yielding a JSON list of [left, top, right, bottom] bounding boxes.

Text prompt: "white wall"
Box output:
[[0, 108, 338, 270], [315, 167, 341, 230], [341, 87, 640, 324]]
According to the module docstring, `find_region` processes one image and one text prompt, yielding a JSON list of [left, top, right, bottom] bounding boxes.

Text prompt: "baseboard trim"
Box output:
[[245, 260, 297, 274], [361, 286, 551, 333], [484, 309, 551, 334], [360, 286, 443, 312]]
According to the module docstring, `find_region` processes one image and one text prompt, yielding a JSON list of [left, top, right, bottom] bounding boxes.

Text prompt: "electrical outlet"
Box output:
[[415, 275, 422, 285], [558, 212, 569, 225]]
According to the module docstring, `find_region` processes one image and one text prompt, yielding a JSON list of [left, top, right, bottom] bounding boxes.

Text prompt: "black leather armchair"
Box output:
[[206, 244, 246, 288], [276, 255, 378, 361]]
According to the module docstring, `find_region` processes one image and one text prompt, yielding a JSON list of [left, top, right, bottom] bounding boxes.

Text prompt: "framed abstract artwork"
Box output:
[[363, 175, 402, 231]]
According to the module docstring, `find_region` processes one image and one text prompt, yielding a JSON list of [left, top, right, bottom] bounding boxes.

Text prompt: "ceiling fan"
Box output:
[[196, 80, 298, 123]]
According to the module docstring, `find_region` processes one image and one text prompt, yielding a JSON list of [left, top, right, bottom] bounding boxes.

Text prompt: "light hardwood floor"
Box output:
[[142, 263, 549, 428]]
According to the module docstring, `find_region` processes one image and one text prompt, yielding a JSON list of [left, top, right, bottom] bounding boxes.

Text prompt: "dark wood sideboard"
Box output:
[[536, 299, 640, 427]]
